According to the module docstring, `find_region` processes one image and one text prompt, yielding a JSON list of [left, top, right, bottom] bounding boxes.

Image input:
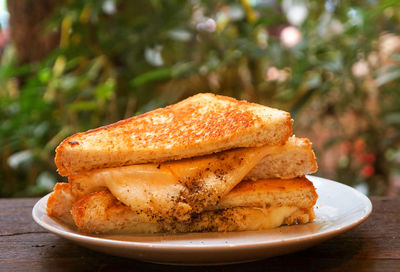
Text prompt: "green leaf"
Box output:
[[171, 62, 195, 77], [130, 67, 172, 87], [68, 101, 98, 111], [95, 78, 116, 101], [38, 68, 51, 83]]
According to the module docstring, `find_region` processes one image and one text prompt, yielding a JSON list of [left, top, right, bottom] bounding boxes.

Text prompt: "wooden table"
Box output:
[[0, 197, 399, 271]]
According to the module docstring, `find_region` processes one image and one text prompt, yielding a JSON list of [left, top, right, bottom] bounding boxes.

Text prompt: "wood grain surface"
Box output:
[[0, 197, 399, 272]]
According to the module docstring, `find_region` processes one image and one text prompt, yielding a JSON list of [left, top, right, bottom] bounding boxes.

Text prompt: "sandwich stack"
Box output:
[[47, 93, 318, 234]]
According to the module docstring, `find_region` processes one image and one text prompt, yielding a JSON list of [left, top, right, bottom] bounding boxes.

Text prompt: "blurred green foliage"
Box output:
[[1, 0, 400, 197]]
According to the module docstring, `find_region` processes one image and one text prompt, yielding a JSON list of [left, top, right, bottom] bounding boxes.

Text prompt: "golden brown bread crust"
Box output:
[[226, 177, 316, 196], [71, 190, 144, 233], [46, 183, 76, 225], [212, 177, 318, 210], [55, 93, 292, 176]]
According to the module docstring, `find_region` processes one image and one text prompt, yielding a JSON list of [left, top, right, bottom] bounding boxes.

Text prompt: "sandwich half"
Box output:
[[55, 93, 293, 176], [47, 93, 318, 234], [68, 177, 317, 234]]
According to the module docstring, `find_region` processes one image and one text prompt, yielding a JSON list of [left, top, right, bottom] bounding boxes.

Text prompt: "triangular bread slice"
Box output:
[[55, 93, 292, 176]]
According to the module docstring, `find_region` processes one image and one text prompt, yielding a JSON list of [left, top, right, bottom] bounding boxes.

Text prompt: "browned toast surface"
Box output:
[[55, 93, 292, 176], [214, 177, 317, 210]]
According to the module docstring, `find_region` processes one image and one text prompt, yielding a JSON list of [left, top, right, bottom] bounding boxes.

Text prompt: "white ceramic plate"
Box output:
[[32, 176, 372, 265]]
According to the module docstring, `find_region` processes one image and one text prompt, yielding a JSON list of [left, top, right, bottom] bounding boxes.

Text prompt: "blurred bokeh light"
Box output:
[[0, 0, 399, 197]]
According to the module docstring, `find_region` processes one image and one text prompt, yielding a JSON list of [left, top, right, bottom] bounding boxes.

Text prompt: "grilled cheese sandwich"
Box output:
[[46, 93, 318, 234]]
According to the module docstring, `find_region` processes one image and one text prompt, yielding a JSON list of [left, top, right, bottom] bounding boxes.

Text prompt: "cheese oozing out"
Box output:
[[183, 206, 301, 232], [69, 145, 271, 222]]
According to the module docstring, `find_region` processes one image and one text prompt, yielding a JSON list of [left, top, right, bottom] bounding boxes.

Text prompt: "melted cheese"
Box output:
[[104, 164, 191, 221], [257, 206, 299, 229], [175, 206, 301, 232], [69, 145, 271, 222]]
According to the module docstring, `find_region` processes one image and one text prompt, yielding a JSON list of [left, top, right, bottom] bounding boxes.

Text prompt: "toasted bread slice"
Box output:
[[70, 178, 317, 233], [211, 177, 317, 210], [46, 183, 76, 225], [246, 136, 318, 180], [55, 93, 292, 176]]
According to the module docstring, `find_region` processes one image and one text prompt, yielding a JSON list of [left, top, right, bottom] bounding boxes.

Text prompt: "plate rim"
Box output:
[[32, 175, 373, 251]]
